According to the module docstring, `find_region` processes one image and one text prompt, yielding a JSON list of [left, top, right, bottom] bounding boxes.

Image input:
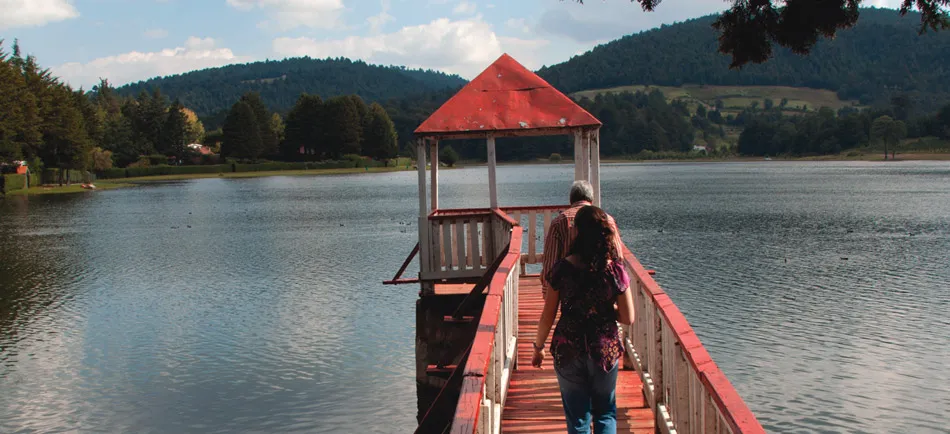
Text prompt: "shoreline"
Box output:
[[5, 153, 949, 196], [4, 166, 411, 196]]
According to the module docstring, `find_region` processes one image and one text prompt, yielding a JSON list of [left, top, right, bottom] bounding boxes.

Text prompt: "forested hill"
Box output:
[[538, 8, 950, 111], [113, 57, 467, 117]]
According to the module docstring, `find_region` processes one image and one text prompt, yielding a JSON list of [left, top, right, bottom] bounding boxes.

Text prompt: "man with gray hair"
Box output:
[[540, 180, 623, 300]]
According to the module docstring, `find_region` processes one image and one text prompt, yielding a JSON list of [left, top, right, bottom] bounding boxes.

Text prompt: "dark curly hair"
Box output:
[[568, 205, 619, 273]]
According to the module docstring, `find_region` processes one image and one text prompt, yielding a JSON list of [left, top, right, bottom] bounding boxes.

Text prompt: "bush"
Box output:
[[147, 154, 170, 166], [98, 168, 128, 179], [2, 174, 26, 192], [440, 146, 460, 167], [549, 153, 562, 163]]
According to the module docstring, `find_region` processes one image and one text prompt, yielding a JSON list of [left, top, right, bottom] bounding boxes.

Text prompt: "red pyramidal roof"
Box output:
[[415, 54, 601, 137]]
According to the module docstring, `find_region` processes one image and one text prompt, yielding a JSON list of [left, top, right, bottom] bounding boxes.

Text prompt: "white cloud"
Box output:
[[143, 28, 169, 39], [505, 18, 530, 34], [452, 1, 476, 15], [367, 0, 393, 34], [52, 37, 248, 89], [226, 0, 344, 30], [0, 0, 79, 30], [272, 16, 548, 78]]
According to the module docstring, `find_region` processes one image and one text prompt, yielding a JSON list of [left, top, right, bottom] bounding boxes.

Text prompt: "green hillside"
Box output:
[[539, 8, 950, 112], [113, 57, 467, 117]]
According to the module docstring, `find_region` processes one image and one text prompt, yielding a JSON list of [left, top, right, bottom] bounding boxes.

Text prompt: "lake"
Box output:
[[1, 162, 948, 433]]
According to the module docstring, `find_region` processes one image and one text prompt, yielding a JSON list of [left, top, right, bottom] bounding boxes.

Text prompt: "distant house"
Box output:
[[692, 145, 708, 154], [15, 161, 28, 175], [187, 143, 214, 156]]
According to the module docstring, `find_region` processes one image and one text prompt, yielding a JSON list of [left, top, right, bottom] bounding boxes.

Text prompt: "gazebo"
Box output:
[[400, 54, 605, 294]]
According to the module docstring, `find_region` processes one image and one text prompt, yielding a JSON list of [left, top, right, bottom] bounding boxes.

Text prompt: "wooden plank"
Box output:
[[455, 219, 465, 270], [527, 211, 537, 264], [468, 219, 478, 269], [481, 219, 490, 267], [444, 220, 455, 269]]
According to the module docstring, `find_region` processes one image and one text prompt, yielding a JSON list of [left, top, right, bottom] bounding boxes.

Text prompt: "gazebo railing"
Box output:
[[423, 209, 516, 281], [500, 205, 569, 267]]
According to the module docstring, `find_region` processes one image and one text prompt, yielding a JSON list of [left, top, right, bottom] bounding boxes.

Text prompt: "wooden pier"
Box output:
[[385, 53, 765, 434], [503, 276, 655, 433]]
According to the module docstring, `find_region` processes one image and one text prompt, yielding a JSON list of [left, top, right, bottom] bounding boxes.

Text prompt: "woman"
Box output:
[[531, 205, 635, 434]]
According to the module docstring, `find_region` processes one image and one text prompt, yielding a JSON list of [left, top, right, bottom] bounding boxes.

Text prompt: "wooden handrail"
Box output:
[[499, 204, 570, 212], [451, 225, 523, 434], [620, 244, 765, 434]]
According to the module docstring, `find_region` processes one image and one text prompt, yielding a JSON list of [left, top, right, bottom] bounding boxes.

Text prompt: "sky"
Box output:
[[0, 0, 907, 89]]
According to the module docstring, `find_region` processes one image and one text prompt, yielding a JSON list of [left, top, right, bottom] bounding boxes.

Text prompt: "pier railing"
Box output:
[[500, 205, 569, 268], [451, 211, 522, 434], [620, 245, 765, 434]]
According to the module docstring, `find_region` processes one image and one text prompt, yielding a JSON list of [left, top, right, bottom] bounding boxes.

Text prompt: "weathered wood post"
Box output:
[[487, 134, 498, 209], [416, 138, 432, 295], [430, 139, 439, 211], [591, 128, 601, 206]]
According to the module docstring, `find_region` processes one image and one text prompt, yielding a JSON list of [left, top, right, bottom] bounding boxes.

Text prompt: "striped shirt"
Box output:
[[540, 201, 622, 300]]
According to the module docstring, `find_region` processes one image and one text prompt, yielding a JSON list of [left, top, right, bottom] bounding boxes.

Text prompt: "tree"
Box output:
[[283, 94, 324, 159], [440, 145, 460, 167], [696, 104, 707, 118], [181, 107, 205, 145], [324, 96, 362, 158], [574, 0, 949, 67], [221, 101, 262, 160], [270, 113, 285, 144], [363, 103, 398, 164], [161, 100, 188, 161], [91, 147, 113, 171], [936, 103, 950, 138], [239, 92, 278, 157], [764, 99, 774, 110], [871, 115, 907, 160]]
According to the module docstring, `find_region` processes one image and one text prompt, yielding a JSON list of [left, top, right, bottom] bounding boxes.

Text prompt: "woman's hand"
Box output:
[[531, 347, 546, 368]]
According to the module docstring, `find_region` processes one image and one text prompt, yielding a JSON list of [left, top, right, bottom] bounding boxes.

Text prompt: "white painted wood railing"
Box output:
[[500, 205, 569, 266], [424, 209, 514, 281], [620, 245, 765, 434], [450, 213, 522, 434]]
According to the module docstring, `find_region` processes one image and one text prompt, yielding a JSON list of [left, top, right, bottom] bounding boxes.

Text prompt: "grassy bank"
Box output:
[[6, 182, 133, 196], [3, 164, 413, 196]]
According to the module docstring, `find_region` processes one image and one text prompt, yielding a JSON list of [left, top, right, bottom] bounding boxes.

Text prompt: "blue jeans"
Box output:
[[554, 356, 619, 434]]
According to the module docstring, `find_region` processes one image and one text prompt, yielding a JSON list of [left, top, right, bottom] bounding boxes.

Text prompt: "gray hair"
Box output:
[[569, 180, 594, 204]]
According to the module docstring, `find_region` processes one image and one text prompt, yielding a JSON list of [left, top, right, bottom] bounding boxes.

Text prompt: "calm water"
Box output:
[[1, 162, 948, 433]]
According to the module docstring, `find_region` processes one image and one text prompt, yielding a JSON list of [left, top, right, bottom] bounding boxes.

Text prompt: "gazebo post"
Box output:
[[591, 128, 601, 206], [416, 138, 431, 292], [429, 139, 439, 211], [574, 129, 583, 181], [487, 134, 498, 209]]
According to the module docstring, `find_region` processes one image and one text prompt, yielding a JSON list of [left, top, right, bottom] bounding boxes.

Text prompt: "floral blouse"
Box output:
[[546, 259, 630, 373]]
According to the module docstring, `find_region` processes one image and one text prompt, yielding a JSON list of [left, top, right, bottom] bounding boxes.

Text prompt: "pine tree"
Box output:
[[325, 96, 361, 158], [239, 92, 278, 157], [162, 100, 188, 161], [284, 94, 324, 159], [222, 101, 261, 160], [364, 102, 398, 163]]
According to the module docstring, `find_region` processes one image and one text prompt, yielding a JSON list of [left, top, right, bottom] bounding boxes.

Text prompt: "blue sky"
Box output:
[[1, 0, 905, 89]]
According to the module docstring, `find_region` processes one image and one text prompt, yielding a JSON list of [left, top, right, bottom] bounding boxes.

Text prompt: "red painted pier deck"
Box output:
[[502, 276, 655, 433]]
